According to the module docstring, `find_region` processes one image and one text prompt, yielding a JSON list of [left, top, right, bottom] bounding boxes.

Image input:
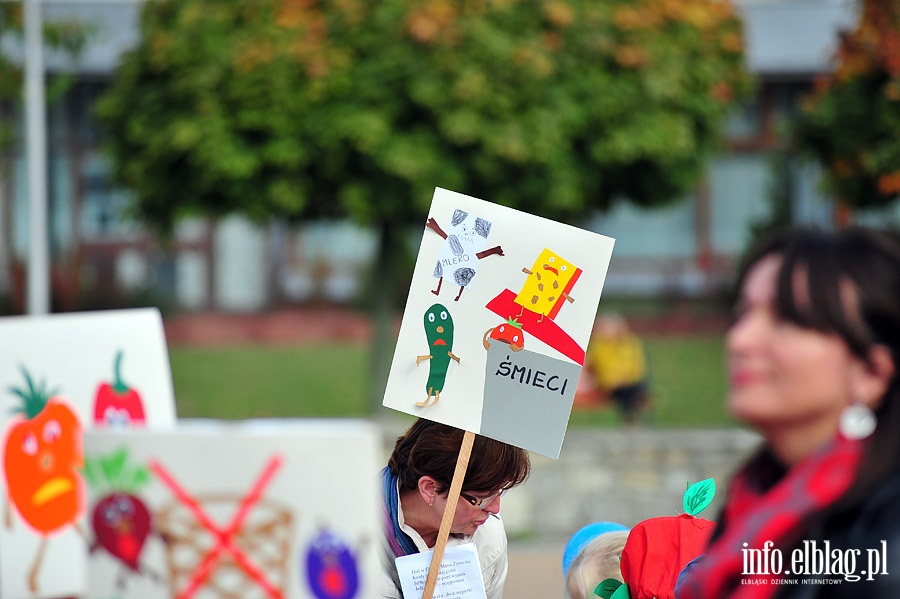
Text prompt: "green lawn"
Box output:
[[170, 335, 732, 427], [169, 344, 371, 419], [568, 335, 732, 427]]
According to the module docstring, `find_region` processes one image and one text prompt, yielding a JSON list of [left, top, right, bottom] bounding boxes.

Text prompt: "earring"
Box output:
[[428, 501, 434, 507], [839, 403, 877, 440]]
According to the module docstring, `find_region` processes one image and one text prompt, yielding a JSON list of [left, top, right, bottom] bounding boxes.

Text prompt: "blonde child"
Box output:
[[564, 530, 630, 599]]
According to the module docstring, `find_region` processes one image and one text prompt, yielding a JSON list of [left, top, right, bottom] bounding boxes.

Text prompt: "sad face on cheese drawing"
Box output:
[[514, 249, 581, 322]]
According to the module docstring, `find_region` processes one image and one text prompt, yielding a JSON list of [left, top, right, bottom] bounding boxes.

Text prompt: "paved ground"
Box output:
[[507, 543, 566, 598]]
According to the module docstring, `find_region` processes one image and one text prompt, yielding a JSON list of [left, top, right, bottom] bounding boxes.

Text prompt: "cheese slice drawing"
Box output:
[[514, 248, 582, 320]]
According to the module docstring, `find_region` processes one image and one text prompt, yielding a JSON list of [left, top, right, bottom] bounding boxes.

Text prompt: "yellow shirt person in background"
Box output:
[[585, 314, 651, 424]]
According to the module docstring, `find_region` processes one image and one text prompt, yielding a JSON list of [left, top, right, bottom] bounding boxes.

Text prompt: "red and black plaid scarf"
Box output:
[[677, 436, 862, 599]]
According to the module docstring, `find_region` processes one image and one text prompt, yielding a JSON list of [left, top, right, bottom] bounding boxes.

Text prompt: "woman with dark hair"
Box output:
[[380, 418, 530, 598], [677, 227, 900, 598]]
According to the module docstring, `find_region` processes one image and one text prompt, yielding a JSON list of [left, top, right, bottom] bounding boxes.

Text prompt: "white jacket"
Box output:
[[380, 483, 508, 598]]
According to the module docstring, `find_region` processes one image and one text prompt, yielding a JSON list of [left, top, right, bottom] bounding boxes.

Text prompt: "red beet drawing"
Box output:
[[93, 492, 152, 571], [94, 350, 146, 428], [84, 448, 155, 586]]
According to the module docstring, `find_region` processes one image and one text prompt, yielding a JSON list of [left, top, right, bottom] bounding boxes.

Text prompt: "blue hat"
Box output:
[[562, 521, 630, 575]]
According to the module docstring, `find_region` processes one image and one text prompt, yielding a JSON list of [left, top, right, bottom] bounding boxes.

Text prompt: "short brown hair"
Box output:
[[388, 418, 530, 494]]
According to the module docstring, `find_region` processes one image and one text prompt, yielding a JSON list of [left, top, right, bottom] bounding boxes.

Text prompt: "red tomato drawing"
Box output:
[[482, 318, 526, 352], [94, 350, 146, 427]]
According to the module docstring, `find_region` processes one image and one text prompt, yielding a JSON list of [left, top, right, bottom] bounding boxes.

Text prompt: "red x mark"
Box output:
[[149, 456, 284, 599]]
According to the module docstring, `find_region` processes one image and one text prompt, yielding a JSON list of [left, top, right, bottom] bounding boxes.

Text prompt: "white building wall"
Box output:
[[709, 154, 773, 255], [213, 216, 268, 312], [585, 197, 701, 295]]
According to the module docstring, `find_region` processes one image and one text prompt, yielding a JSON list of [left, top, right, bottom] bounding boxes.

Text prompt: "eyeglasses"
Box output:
[[459, 488, 506, 510]]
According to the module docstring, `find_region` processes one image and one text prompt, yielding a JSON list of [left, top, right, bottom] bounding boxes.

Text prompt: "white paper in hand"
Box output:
[[396, 543, 487, 599]]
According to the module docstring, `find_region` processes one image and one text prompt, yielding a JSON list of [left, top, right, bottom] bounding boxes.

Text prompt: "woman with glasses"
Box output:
[[380, 418, 530, 598]]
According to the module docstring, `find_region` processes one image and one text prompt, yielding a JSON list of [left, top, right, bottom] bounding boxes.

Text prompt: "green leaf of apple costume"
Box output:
[[683, 478, 716, 516]]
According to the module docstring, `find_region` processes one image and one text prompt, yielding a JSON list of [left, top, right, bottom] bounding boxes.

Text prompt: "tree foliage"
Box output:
[[0, 4, 89, 154], [794, 0, 900, 209], [97, 0, 750, 231]]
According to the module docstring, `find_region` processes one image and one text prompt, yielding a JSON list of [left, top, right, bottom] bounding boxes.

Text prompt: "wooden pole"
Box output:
[[421, 430, 476, 599]]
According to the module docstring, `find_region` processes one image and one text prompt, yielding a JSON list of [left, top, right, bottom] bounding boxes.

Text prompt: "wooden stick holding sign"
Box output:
[[422, 429, 476, 599]]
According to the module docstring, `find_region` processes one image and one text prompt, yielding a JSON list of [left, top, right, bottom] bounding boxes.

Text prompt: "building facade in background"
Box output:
[[0, 0, 879, 313]]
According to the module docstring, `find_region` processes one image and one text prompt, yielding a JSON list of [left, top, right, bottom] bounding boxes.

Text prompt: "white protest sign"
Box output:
[[383, 187, 615, 457], [0, 308, 177, 599], [396, 543, 487, 599], [84, 419, 383, 599]]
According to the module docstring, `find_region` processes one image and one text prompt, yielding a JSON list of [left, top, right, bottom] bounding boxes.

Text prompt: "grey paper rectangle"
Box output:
[[480, 344, 580, 458]]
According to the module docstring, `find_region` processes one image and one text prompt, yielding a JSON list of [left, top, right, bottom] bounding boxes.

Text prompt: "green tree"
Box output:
[[98, 0, 749, 227], [96, 0, 750, 407], [794, 0, 900, 210]]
